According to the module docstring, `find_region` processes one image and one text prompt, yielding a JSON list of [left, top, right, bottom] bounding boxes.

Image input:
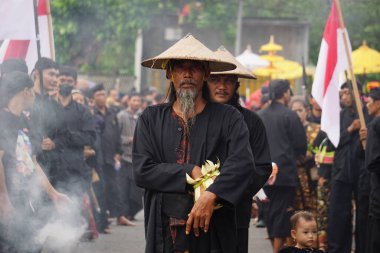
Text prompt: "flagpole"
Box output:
[[33, 0, 45, 95], [334, 0, 366, 131], [46, 0, 55, 60]]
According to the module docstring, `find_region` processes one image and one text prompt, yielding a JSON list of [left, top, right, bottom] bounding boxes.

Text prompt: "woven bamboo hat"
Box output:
[[211, 46, 256, 79], [141, 34, 236, 72]]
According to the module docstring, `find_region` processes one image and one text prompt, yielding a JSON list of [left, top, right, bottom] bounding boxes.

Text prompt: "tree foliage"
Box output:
[[52, 0, 161, 75], [52, 0, 380, 74]]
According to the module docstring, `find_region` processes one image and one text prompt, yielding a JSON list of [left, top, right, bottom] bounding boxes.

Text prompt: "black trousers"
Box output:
[[103, 163, 123, 217], [119, 160, 143, 218], [237, 228, 249, 253], [356, 192, 369, 253], [92, 167, 109, 232], [366, 216, 380, 253], [327, 179, 358, 253]]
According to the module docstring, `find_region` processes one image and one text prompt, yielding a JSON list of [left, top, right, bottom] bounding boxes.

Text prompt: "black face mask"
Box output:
[[59, 83, 73, 97]]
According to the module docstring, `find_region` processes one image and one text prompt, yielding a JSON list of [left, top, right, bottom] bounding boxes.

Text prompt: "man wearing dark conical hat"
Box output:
[[206, 46, 272, 253], [133, 34, 256, 253]]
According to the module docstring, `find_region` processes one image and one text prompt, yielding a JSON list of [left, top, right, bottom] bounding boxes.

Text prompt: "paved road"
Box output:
[[77, 211, 272, 253]]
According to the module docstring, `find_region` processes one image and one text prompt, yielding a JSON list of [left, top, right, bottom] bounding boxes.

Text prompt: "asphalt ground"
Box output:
[[77, 211, 272, 253]]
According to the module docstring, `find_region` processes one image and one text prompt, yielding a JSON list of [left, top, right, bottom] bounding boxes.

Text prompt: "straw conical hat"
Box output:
[[141, 34, 236, 72], [212, 46, 256, 79]]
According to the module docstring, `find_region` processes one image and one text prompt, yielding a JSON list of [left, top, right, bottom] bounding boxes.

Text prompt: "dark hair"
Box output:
[[1, 58, 28, 76], [58, 65, 78, 81], [0, 71, 34, 108], [128, 91, 141, 99], [291, 211, 316, 230], [341, 80, 363, 94], [369, 88, 380, 101], [269, 79, 291, 100], [34, 57, 58, 71], [89, 83, 105, 98]]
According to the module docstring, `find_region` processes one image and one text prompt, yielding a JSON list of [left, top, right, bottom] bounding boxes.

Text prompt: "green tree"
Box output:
[[52, 0, 380, 74], [52, 0, 161, 75]]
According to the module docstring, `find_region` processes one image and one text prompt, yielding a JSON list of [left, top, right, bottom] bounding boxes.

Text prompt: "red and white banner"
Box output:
[[0, 0, 55, 73], [311, 1, 351, 147]]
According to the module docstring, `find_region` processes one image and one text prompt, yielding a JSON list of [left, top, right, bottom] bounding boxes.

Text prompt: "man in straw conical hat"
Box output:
[[133, 34, 255, 253], [206, 46, 272, 253]]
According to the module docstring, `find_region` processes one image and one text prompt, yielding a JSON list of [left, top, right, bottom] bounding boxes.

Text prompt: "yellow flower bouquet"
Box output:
[[186, 159, 222, 209]]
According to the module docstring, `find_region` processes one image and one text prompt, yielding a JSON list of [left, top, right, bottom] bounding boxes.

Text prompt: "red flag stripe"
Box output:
[[322, 1, 340, 96], [3, 40, 30, 60], [38, 0, 48, 16]]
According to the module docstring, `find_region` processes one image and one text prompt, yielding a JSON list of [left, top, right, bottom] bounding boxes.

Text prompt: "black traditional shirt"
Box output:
[[259, 102, 307, 186], [23, 94, 69, 179], [133, 102, 255, 253], [365, 117, 380, 218], [94, 107, 122, 167], [236, 107, 271, 228], [57, 100, 96, 193]]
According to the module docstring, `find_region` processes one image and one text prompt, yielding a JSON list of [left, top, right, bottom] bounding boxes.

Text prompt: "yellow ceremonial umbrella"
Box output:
[[253, 59, 303, 79], [260, 53, 285, 62], [260, 35, 283, 52], [352, 41, 380, 74]]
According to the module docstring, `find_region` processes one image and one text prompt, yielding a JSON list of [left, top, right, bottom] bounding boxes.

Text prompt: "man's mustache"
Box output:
[[179, 79, 198, 86], [216, 91, 229, 96]]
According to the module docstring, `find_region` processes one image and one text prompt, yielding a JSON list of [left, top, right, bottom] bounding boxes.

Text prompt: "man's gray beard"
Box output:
[[177, 88, 198, 128]]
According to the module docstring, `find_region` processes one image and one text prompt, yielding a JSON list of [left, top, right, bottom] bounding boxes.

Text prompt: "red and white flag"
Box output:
[[0, 0, 55, 73], [311, 1, 352, 147]]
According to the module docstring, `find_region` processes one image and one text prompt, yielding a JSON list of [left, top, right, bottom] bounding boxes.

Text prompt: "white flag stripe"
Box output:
[[0, 0, 36, 39], [0, 5, 54, 73]]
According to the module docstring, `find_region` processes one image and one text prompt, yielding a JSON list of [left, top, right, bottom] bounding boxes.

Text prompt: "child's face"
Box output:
[[291, 218, 318, 248]]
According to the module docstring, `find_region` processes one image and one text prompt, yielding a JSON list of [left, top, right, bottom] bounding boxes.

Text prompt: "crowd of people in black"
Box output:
[[0, 43, 379, 253], [0, 57, 160, 252], [254, 79, 380, 253]]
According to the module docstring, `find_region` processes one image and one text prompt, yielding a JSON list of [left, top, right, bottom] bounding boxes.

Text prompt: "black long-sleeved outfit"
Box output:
[[133, 102, 255, 253], [258, 102, 307, 187], [328, 107, 363, 253], [258, 101, 307, 238], [94, 107, 123, 217], [24, 94, 69, 182], [236, 107, 272, 253], [365, 116, 380, 253], [56, 100, 96, 195]]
